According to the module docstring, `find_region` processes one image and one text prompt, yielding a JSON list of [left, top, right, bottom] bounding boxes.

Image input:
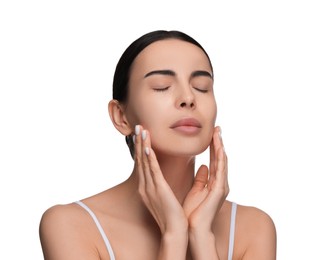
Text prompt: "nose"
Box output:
[[177, 85, 196, 109]]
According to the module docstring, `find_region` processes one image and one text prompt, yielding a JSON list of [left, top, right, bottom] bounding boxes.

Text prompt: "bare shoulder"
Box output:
[[39, 202, 102, 260], [40, 203, 84, 237], [237, 204, 276, 232], [40, 202, 80, 225], [235, 204, 277, 260]]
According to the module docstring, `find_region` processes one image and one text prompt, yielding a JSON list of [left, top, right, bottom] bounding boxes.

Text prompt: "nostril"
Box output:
[[179, 102, 195, 108]]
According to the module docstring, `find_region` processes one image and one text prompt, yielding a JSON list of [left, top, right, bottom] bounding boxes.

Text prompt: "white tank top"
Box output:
[[75, 201, 237, 260]]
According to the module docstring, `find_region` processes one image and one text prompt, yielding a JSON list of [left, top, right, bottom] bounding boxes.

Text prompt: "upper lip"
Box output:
[[170, 118, 202, 128]]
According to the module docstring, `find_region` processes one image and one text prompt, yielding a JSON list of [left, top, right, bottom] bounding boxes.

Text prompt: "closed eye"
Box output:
[[193, 87, 208, 93], [153, 86, 170, 92]]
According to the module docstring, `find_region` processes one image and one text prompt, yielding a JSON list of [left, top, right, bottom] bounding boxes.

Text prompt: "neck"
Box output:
[[156, 154, 196, 204], [128, 154, 196, 204]]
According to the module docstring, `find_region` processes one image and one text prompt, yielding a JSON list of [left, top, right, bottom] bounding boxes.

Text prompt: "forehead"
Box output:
[[130, 39, 212, 78]]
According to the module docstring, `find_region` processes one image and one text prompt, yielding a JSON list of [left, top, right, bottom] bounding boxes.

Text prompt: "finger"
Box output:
[[215, 127, 228, 186], [143, 133, 165, 185], [210, 126, 223, 170], [205, 147, 228, 210], [134, 125, 145, 187], [209, 126, 221, 183], [141, 128, 154, 187], [192, 165, 209, 191], [213, 126, 223, 156], [215, 146, 227, 185], [209, 137, 226, 189], [209, 136, 216, 177], [209, 127, 219, 182]]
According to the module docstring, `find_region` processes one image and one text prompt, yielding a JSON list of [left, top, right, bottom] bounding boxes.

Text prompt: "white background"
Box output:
[[1, 1, 316, 259]]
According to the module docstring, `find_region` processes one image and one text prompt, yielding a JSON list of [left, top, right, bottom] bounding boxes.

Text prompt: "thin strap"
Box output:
[[228, 202, 237, 260], [75, 201, 115, 260]]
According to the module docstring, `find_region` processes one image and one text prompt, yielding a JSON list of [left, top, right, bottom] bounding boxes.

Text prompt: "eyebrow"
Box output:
[[144, 69, 213, 79], [191, 70, 213, 79], [144, 70, 175, 78]]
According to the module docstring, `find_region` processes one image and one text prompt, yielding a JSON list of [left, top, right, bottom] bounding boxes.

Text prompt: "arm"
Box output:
[[158, 231, 189, 260], [188, 231, 219, 260]]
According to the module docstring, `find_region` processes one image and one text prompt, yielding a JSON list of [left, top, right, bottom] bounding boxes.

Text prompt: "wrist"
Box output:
[[163, 223, 188, 243], [164, 217, 188, 235], [158, 231, 188, 260], [162, 230, 188, 244], [189, 228, 215, 243], [189, 230, 219, 260]]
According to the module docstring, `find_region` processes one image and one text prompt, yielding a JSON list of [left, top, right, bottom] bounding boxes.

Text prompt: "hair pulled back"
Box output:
[[112, 30, 213, 102]]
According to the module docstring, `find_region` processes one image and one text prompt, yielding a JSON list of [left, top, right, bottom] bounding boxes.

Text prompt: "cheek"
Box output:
[[140, 99, 171, 130], [200, 98, 217, 144], [201, 95, 217, 123], [209, 102, 217, 124], [125, 94, 171, 131]]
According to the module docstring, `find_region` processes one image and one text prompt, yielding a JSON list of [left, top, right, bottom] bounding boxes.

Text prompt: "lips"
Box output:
[[170, 118, 202, 134], [170, 118, 202, 128]]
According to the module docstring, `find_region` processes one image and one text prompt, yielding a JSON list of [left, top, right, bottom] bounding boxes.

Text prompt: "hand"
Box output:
[[183, 126, 229, 232], [134, 125, 188, 235]]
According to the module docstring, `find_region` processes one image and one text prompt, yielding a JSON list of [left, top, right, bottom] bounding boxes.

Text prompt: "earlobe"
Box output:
[[108, 100, 132, 136]]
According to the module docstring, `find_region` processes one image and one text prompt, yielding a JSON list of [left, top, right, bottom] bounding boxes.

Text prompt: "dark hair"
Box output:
[[112, 30, 213, 158]]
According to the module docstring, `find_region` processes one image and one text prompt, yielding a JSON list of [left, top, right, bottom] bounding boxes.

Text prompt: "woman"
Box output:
[[39, 30, 276, 259]]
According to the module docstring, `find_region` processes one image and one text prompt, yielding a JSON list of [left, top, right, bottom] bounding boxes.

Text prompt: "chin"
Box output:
[[153, 140, 210, 158], [150, 130, 212, 158]]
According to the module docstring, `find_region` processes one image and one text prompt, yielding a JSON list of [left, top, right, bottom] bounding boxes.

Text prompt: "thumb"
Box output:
[[192, 165, 209, 191]]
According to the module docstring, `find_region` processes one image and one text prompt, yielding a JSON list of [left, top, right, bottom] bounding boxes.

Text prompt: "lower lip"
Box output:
[[171, 126, 201, 135]]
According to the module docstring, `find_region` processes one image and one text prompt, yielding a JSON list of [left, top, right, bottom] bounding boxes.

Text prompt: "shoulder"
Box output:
[[237, 204, 276, 232], [40, 202, 84, 232], [235, 204, 277, 260], [39, 202, 101, 259]]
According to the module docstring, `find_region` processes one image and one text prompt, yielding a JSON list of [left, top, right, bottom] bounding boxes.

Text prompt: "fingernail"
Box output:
[[132, 135, 136, 144], [135, 125, 140, 135], [145, 147, 150, 155], [218, 127, 222, 138], [142, 130, 147, 140]]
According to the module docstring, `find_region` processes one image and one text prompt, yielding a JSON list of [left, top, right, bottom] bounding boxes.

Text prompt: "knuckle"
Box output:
[[135, 156, 142, 166], [138, 187, 145, 197], [142, 161, 148, 169], [214, 186, 228, 198]]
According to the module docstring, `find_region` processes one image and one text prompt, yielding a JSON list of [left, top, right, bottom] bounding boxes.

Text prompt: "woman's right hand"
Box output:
[[134, 125, 188, 236]]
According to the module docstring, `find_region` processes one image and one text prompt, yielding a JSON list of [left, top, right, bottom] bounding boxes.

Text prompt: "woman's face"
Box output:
[[124, 39, 217, 157]]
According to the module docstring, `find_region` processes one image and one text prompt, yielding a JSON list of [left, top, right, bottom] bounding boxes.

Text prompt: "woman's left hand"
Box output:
[[183, 126, 229, 233]]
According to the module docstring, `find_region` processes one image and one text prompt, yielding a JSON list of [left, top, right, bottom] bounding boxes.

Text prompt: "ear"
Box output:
[[108, 99, 133, 136]]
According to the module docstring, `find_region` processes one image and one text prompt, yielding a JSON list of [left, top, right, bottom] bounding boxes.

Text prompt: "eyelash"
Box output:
[[153, 87, 208, 93], [153, 86, 170, 92], [194, 88, 208, 93]]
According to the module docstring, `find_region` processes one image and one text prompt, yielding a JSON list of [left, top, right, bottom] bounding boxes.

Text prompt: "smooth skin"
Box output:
[[39, 39, 276, 259]]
